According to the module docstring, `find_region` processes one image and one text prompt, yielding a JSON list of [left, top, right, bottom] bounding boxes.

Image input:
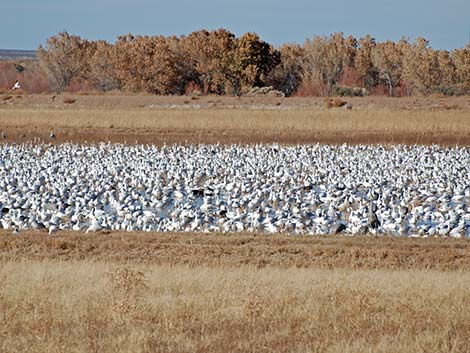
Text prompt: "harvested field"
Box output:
[[3, 232, 470, 352], [1, 256, 470, 353], [2, 94, 470, 352], [0, 105, 470, 145], [2, 231, 470, 271]]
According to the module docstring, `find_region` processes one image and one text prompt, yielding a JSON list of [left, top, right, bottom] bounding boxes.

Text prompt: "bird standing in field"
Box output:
[[50, 130, 56, 140], [0, 143, 468, 237], [11, 80, 20, 90], [1, 131, 5, 140]]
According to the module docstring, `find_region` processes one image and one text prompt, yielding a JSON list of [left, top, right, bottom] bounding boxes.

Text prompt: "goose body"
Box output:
[[12, 80, 20, 90]]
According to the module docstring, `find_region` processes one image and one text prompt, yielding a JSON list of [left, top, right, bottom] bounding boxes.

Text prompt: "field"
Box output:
[[2, 232, 470, 353], [1, 94, 470, 145], [2, 94, 470, 352], [3, 231, 470, 270]]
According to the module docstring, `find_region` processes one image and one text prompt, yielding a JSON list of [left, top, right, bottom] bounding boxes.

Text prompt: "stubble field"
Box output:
[[2, 94, 470, 352], [2, 232, 470, 353], [1, 94, 470, 145]]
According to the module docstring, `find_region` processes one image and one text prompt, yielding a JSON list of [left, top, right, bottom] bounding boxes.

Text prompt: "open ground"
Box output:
[[2, 95, 470, 352], [1, 94, 470, 145], [2, 231, 470, 270], [2, 231, 470, 352]]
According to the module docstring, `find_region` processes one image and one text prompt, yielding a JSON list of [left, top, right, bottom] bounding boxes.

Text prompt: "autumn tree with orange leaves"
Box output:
[[179, 29, 237, 94], [37, 32, 95, 91], [302, 33, 357, 94], [233, 32, 281, 90], [452, 46, 470, 91], [266, 44, 304, 96], [35, 30, 470, 96], [372, 40, 405, 96]]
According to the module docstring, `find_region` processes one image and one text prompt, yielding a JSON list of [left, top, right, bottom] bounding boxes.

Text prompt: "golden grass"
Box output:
[[1, 259, 469, 353], [1, 106, 470, 134], [1, 104, 470, 145]]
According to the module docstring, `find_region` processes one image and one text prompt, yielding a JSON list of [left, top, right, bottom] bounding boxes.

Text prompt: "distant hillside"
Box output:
[[0, 49, 37, 61]]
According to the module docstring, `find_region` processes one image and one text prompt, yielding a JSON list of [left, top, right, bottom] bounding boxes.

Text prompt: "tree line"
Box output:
[[36, 30, 470, 96]]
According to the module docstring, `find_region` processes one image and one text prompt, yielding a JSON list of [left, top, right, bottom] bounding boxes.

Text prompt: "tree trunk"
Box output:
[[385, 73, 393, 97]]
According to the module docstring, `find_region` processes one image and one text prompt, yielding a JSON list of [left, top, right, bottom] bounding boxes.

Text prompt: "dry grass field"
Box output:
[[1, 94, 470, 145], [2, 95, 470, 352], [2, 231, 470, 271], [2, 93, 470, 110], [2, 232, 470, 352], [2, 262, 470, 353]]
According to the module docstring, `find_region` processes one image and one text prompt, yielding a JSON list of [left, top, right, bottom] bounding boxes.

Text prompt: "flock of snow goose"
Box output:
[[1, 142, 470, 237]]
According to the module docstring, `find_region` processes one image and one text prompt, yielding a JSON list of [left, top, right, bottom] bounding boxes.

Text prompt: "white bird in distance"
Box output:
[[11, 80, 20, 90]]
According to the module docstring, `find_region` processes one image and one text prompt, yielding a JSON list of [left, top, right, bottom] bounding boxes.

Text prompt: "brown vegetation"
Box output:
[[3, 231, 470, 271], [324, 97, 348, 108], [0, 60, 48, 93], [30, 30, 470, 97], [2, 231, 470, 352], [1, 98, 470, 145], [36, 30, 280, 96], [62, 96, 76, 104]]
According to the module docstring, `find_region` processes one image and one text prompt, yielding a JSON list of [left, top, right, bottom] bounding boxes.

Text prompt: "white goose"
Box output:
[[11, 80, 20, 90]]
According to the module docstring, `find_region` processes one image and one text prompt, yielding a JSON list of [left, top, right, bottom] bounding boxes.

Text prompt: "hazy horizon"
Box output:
[[2, 0, 470, 50]]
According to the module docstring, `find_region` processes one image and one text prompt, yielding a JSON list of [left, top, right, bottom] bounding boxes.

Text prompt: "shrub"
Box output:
[[323, 97, 347, 108], [332, 85, 368, 97], [432, 86, 467, 97], [333, 97, 348, 107], [63, 96, 76, 104], [244, 86, 285, 97]]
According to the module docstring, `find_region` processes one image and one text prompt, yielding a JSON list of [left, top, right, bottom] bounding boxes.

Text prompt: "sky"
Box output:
[[1, 0, 469, 50]]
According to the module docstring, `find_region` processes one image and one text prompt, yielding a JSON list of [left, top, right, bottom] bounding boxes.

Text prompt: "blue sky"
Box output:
[[2, 0, 469, 50]]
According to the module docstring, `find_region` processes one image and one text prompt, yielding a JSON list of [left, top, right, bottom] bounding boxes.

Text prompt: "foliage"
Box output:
[[402, 38, 442, 95], [110, 34, 183, 94], [265, 44, 304, 96], [180, 29, 238, 94], [303, 33, 357, 93], [332, 85, 368, 97], [37, 32, 95, 92], [354, 35, 379, 89], [89, 40, 120, 91], [28, 30, 470, 96], [452, 46, 470, 90], [233, 32, 281, 89], [372, 40, 405, 96]]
